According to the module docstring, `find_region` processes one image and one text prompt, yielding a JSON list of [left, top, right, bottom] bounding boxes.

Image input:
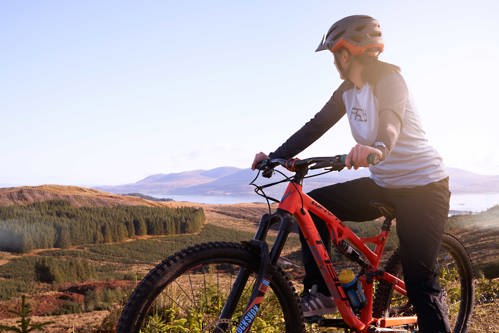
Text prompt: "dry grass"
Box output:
[[0, 187, 496, 332], [467, 302, 499, 333], [0, 310, 109, 333], [0, 185, 180, 207]]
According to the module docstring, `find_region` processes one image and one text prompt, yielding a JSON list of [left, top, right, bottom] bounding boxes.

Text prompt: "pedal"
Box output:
[[305, 315, 348, 328], [304, 315, 323, 324], [317, 318, 348, 328]]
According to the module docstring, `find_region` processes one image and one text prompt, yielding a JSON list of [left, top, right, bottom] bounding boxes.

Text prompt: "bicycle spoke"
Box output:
[[122, 247, 301, 332], [188, 271, 200, 311]]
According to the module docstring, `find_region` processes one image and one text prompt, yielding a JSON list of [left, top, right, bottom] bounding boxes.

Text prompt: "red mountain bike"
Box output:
[[117, 155, 474, 333]]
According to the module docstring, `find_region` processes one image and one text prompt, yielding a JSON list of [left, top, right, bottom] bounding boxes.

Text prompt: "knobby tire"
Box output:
[[373, 233, 474, 333], [117, 241, 304, 333]]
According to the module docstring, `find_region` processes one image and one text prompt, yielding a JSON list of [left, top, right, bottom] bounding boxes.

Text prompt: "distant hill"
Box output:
[[0, 185, 176, 207], [3, 168, 496, 208], [103, 167, 242, 195], [96, 166, 499, 198], [446, 167, 499, 192]]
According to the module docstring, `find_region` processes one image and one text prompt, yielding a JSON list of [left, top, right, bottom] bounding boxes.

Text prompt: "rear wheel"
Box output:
[[373, 233, 474, 332], [117, 241, 304, 333]]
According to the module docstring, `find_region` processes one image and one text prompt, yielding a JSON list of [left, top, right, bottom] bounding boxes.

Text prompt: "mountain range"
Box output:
[[96, 166, 499, 199]]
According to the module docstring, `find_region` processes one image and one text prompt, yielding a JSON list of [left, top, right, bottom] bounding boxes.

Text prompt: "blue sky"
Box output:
[[1, 1, 499, 186]]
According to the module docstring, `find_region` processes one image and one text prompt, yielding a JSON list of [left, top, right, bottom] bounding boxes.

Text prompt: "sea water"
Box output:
[[161, 192, 499, 214], [449, 192, 499, 214]]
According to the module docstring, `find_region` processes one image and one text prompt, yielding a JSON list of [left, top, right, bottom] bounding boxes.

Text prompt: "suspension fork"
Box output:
[[218, 211, 294, 332]]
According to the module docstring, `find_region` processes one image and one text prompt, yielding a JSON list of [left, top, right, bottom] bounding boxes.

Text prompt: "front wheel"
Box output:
[[373, 233, 474, 333], [117, 241, 304, 333]]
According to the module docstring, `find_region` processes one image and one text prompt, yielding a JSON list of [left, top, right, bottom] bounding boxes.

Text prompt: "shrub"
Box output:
[[34, 257, 96, 284]]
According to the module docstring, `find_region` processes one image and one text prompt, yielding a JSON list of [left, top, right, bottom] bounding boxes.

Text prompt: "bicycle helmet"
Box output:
[[315, 15, 384, 56]]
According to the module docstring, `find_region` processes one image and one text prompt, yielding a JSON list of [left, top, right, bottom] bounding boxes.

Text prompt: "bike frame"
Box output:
[[231, 171, 417, 333], [278, 180, 412, 331]]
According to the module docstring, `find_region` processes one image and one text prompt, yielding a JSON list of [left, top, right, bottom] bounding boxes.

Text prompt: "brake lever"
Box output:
[[262, 167, 274, 178], [255, 159, 274, 178]]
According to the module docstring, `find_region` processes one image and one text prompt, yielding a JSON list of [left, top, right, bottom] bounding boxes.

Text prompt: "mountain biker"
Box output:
[[252, 15, 451, 333]]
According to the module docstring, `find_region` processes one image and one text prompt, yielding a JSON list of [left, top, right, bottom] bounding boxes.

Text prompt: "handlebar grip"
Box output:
[[255, 159, 269, 170], [367, 153, 381, 165]]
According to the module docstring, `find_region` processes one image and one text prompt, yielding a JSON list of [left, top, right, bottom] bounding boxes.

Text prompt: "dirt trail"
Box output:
[[0, 252, 19, 267]]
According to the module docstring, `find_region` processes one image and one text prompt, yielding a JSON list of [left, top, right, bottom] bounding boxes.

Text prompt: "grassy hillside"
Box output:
[[0, 185, 177, 207], [447, 205, 499, 278], [0, 190, 496, 332]]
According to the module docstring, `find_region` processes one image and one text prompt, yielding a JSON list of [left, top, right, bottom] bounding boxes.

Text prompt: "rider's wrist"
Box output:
[[372, 141, 388, 160]]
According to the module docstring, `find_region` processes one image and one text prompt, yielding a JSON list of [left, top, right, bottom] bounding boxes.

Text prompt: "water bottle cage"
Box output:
[[343, 280, 367, 310]]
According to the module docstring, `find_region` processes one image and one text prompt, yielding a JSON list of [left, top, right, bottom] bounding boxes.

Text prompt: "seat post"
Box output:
[[370, 201, 396, 231], [381, 216, 394, 231]]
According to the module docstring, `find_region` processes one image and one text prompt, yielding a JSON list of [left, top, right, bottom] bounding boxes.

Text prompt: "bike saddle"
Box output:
[[370, 201, 396, 219]]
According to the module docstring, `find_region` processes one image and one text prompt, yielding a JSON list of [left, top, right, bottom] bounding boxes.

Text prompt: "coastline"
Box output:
[[159, 192, 499, 216]]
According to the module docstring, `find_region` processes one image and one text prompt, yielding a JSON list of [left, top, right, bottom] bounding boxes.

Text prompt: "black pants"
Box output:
[[300, 177, 451, 333]]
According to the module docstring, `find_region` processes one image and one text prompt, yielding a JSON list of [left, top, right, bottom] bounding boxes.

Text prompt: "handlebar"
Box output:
[[256, 155, 347, 177]]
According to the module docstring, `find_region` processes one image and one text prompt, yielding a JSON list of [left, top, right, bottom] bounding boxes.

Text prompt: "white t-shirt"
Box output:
[[342, 74, 448, 188], [270, 70, 448, 188]]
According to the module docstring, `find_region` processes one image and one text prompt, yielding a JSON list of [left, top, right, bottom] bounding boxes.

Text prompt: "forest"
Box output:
[[0, 200, 205, 253]]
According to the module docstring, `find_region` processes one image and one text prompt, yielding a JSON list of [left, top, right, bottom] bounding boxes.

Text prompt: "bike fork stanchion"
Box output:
[[268, 211, 294, 265]]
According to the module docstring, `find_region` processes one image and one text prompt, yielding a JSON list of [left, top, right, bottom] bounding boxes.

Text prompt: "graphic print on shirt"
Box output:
[[350, 107, 367, 122], [343, 84, 378, 145]]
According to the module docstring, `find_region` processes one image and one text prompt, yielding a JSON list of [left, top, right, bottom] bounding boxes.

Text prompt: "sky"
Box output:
[[1, 0, 499, 186]]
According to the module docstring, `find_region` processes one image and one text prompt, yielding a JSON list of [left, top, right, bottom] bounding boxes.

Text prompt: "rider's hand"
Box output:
[[345, 144, 382, 169], [252, 152, 269, 170]]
